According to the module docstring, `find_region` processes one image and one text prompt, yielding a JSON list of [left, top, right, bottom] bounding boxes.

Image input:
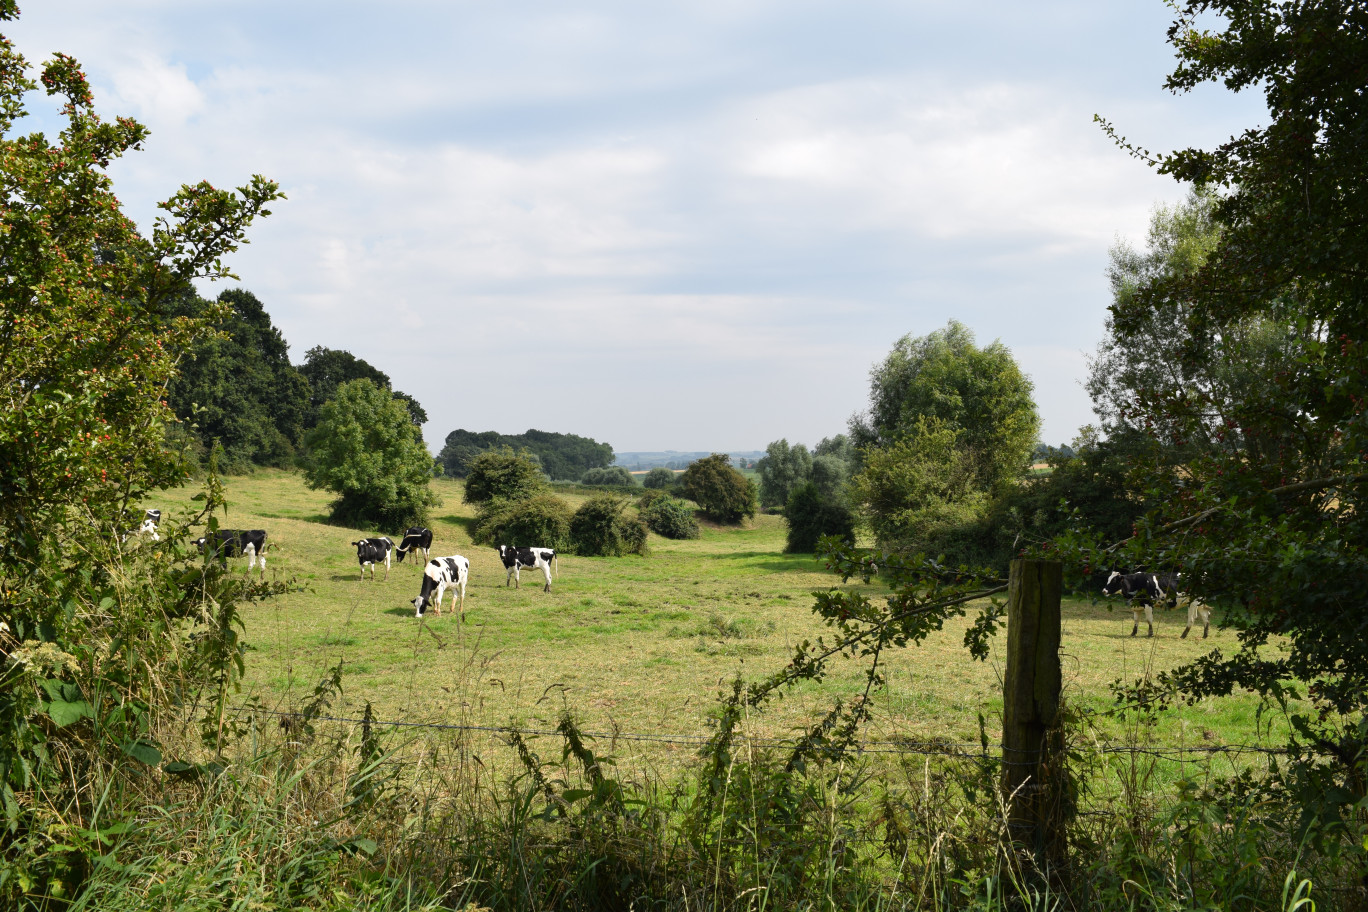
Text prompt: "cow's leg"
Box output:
[[1182, 599, 1194, 638], [541, 561, 552, 592], [457, 578, 466, 618], [384, 551, 391, 581], [1200, 604, 1211, 638], [1130, 606, 1139, 636], [513, 564, 521, 589], [244, 543, 257, 573], [1145, 603, 1154, 637]]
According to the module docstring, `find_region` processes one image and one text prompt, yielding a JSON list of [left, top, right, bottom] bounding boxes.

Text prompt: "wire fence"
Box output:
[[242, 705, 1291, 764]]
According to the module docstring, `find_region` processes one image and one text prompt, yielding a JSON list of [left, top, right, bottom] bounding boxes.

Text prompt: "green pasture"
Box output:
[[151, 470, 1284, 763]]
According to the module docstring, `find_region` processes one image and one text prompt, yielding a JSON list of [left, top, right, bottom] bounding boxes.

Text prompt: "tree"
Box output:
[[303, 379, 438, 527], [439, 427, 613, 480], [462, 447, 546, 504], [580, 466, 636, 487], [850, 320, 1039, 493], [297, 345, 426, 428], [784, 482, 856, 554], [756, 439, 813, 510], [1079, 0, 1368, 855], [164, 288, 310, 468], [0, 10, 283, 904], [849, 418, 987, 551], [807, 454, 849, 502], [642, 466, 676, 490], [678, 453, 757, 524]]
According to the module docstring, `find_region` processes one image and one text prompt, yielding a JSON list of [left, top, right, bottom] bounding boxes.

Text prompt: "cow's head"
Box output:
[[411, 595, 429, 617], [1102, 570, 1123, 596], [191, 536, 207, 551]]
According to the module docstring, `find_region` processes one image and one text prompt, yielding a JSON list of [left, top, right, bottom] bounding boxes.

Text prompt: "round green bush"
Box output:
[[784, 482, 856, 554], [679, 454, 756, 524], [463, 447, 546, 504], [640, 496, 699, 540], [471, 493, 572, 550], [580, 466, 637, 487], [570, 494, 648, 556], [642, 466, 676, 489]]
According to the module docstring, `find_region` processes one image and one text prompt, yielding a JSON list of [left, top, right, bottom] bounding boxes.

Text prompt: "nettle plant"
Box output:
[[0, 4, 283, 901]]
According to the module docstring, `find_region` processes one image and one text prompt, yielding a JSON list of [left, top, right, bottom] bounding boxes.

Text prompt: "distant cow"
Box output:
[[352, 537, 394, 581], [119, 508, 162, 544], [395, 527, 433, 564], [1103, 571, 1164, 637], [194, 529, 267, 574], [411, 555, 470, 618], [497, 545, 557, 592]]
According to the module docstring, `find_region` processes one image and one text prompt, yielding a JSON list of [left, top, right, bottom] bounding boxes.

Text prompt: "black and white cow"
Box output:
[[394, 527, 433, 564], [411, 555, 470, 618], [193, 529, 268, 573], [352, 537, 394, 581], [119, 508, 162, 543], [497, 545, 557, 592], [1102, 571, 1164, 637]]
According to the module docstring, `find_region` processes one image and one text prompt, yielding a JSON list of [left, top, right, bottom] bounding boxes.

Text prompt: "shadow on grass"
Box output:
[[259, 511, 333, 524], [440, 515, 478, 534]]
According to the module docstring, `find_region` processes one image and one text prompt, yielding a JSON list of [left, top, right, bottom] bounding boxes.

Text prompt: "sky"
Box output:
[[6, 2, 1267, 454]]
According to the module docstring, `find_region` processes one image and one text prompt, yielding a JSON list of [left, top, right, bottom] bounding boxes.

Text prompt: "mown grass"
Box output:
[[150, 469, 1289, 773]]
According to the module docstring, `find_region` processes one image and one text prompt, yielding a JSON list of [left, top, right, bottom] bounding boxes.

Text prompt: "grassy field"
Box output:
[[150, 469, 1286, 769]]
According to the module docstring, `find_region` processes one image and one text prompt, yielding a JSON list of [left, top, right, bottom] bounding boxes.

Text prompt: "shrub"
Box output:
[[784, 483, 856, 553], [471, 493, 572, 549], [678, 453, 757, 525], [642, 466, 676, 489], [570, 494, 649, 556], [640, 496, 700, 540], [580, 466, 636, 487], [463, 447, 546, 504]]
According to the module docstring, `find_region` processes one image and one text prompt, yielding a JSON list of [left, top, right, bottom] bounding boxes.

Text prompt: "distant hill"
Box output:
[[613, 451, 764, 471]]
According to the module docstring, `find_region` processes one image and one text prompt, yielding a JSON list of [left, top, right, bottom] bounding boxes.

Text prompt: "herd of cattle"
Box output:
[[127, 509, 1211, 636], [157, 514, 558, 621]]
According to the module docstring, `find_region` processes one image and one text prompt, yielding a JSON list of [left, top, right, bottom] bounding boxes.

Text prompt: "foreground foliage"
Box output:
[[1083, 0, 1368, 868]]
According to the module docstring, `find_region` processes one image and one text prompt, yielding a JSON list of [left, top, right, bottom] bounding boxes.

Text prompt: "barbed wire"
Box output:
[[242, 707, 1290, 760]]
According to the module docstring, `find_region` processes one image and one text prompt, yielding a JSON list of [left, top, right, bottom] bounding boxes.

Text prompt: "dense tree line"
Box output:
[[439, 428, 613, 480], [164, 295, 427, 471]]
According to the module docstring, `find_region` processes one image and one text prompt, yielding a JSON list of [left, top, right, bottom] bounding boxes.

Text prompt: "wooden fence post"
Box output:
[[1001, 558, 1065, 867]]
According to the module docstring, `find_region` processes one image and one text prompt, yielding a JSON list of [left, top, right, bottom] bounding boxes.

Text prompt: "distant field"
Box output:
[[150, 470, 1283, 770]]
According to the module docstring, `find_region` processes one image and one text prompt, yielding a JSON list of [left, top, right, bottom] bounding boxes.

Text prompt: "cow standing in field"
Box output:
[[497, 545, 557, 592], [194, 529, 268, 574], [395, 527, 432, 565], [411, 555, 470, 618], [1103, 570, 1166, 637], [352, 537, 394, 581]]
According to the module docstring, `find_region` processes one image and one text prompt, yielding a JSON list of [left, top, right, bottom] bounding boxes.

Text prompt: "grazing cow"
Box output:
[[193, 529, 268, 573], [120, 518, 160, 544], [352, 537, 394, 581], [1102, 570, 1166, 637], [119, 508, 162, 543], [497, 544, 557, 592], [411, 555, 470, 618], [395, 527, 433, 564]]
